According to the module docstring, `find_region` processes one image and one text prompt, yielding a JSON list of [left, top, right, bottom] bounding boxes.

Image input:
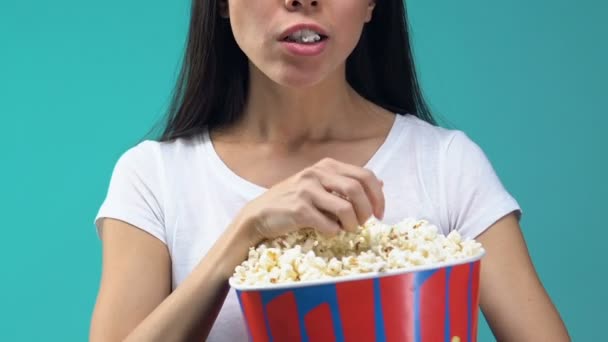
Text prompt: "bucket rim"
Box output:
[[230, 249, 485, 292]]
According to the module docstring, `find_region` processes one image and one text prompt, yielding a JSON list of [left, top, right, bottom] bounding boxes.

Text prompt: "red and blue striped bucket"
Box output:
[[231, 254, 483, 342]]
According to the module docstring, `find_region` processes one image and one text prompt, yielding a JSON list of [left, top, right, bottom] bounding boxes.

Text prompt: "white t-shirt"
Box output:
[[95, 113, 521, 341]]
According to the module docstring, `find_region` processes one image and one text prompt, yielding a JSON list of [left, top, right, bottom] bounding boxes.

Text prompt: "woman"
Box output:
[[90, 0, 569, 340]]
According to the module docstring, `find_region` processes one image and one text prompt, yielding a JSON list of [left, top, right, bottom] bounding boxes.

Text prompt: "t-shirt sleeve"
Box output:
[[441, 131, 521, 239], [94, 140, 167, 244]]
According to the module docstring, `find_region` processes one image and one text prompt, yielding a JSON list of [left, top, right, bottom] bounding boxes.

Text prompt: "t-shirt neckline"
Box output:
[[202, 113, 409, 198]]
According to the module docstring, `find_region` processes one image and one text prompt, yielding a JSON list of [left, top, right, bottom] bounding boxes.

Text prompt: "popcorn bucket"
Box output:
[[230, 254, 483, 342]]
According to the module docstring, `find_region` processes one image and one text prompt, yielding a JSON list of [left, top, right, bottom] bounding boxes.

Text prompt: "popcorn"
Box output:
[[231, 217, 484, 286]]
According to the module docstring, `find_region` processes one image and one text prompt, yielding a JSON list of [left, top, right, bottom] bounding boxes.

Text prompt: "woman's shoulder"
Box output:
[[102, 136, 205, 190], [399, 113, 472, 152], [119, 135, 206, 164], [112, 140, 161, 171]]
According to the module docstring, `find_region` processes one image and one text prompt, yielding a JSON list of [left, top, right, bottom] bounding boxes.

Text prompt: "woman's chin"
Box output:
[[250, 58, 341, 90], [269, 69, 332, 89]]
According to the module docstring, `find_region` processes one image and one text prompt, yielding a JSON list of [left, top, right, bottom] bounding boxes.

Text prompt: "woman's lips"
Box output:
[[279, 39, 328, 57]]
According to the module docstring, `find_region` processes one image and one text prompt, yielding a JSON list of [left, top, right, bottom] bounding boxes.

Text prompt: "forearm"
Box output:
[[485, 263, 571, 341], [477, 214, 570, 341], [483, 279, 570, 341], [123, 214, 258, 342]]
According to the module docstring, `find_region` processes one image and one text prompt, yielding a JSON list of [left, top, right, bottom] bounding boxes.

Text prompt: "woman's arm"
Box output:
[[90, 214, 258, 342], [477, 212, 570, 341], [90, 158, 384, 341]]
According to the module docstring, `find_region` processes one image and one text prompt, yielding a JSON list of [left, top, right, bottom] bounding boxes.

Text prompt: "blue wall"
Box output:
[[0, 0, 604, 340]]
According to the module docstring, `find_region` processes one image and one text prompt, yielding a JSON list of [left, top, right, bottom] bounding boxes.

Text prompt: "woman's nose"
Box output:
[[284, 0, 319, 11]]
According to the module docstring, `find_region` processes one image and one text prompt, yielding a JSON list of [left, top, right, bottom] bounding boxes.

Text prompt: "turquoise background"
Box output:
[[1, 0, 605, 340]]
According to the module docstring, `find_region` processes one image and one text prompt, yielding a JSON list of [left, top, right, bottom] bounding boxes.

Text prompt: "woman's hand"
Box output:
[[239, 158, 385, 243]]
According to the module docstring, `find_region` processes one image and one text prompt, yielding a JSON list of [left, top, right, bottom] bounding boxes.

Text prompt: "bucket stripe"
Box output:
[[444, 267, 452, 342], [420, 268, 446, 341], [304, 303, 335, 340], [239, 291, 270, 342], [470, 261, 481, 342], [380, 273, 415, 341], [293, 284, 345, 342], [373, 278, 387, 342], [467, 262, 473, 342], [414, 270, 439, 342], [266, 291, 301, 341], [336, 279, 376, 341], [449, 263, 470, 341]]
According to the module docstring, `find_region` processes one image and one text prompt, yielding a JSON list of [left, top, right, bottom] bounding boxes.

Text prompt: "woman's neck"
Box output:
[[226, 64, 383, 146]]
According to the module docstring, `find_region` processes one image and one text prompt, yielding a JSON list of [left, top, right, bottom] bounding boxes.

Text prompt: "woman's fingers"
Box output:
[[316, 158, 385, 219], [301, 206, 342, 237], [317, 174, 374, 225], [248, 158, 386, 240], [308, 185, 360, 232]]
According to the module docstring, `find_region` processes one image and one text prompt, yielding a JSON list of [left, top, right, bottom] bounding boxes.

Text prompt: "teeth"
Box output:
[[287, 29, 322, 43]]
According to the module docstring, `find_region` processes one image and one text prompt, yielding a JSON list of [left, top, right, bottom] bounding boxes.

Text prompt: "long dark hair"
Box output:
[[160, 0, 435, 141]]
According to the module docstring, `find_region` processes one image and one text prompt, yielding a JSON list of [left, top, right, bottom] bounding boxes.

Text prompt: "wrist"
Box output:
[[201, 213, 261, 281], [231, 208, 264, 248], [206, 207, 268, 280]]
